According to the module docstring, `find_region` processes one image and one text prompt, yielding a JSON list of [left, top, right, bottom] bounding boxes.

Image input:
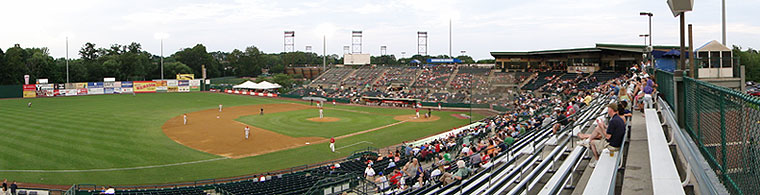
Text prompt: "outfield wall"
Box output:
[[21, 79, 204, 98]]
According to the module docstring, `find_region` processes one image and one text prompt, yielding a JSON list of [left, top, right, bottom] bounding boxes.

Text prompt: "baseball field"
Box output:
[[0, 92, 484, 185]]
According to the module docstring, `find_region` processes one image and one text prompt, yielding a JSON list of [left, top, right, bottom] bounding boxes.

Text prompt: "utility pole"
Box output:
[[161, 39, 164, 80], [722, 0, 726, 45], [449, 19, 452, 57], [323, 35, 326, 71], [66, 37, 69, 83]]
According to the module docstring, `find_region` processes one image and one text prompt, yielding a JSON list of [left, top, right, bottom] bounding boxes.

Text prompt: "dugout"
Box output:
[[361, 96, 420, 107]]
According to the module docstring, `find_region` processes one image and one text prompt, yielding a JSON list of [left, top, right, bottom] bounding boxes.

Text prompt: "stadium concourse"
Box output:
[[54, 64, 698, 195]]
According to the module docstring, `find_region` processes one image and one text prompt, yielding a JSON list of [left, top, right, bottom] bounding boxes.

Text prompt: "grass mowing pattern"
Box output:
[[0, 93, 482, 185]]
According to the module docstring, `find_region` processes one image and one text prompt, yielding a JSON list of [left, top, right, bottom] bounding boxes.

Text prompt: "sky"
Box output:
[[1, 0, 759, 60]]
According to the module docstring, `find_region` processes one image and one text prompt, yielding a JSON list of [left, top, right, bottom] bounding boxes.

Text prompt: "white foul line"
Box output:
[[335, 141, 374, 151], [0, 157, 229, 173]]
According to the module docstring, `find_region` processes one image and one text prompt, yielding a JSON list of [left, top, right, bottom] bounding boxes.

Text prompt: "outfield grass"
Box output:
[[0, 93, 483, 185]]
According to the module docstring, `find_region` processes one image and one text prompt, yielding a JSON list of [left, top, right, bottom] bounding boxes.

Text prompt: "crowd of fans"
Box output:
[[348, 65, 657, 193]]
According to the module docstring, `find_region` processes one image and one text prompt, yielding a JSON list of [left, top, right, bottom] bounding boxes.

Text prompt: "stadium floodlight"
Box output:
[[154, 33, 170, 80], [639, 12, 653, 64]]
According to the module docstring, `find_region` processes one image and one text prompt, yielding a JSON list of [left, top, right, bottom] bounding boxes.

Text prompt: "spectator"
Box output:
[[441, 160, 470, 185], [586, 102, 626, 168], [375, 172, 389, 190], [9, 181, 15, 195], [365, 164, 376, 181], [389, 168, 403, 187]]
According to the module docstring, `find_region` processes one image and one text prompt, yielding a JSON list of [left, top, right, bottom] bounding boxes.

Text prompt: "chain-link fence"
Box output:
[[655, 69, 675, 109], [682, 76, 760, 194]]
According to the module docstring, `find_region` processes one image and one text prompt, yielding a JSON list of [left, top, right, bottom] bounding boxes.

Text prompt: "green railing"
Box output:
[[655, 69, 676, 108], [682, 76, 760, 195]]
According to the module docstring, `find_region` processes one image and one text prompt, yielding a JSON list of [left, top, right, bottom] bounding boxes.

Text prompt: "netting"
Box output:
[[683, 76, 760, 194]]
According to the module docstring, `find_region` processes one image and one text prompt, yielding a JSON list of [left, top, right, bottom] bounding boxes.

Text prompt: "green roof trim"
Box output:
[[491, 43, 684, 57]]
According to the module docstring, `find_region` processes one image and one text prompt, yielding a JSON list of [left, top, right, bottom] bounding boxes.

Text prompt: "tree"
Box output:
[[1, 45, 27, 84], [163, 62, 193, 78], [79, 42, 99, 61], [173, 44, 218, 78], [733, 46, 760, 82], [456, 55, 475, 64], [476, 59, 496, 64]]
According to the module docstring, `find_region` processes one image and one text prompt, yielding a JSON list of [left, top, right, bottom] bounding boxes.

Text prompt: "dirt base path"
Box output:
[[162, 104, 323, 159], [307, 117, 340, 122], [392, 114, 441, 122]]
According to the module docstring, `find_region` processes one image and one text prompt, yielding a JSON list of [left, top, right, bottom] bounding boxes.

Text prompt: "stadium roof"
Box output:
[[491, 43, 682, 57]]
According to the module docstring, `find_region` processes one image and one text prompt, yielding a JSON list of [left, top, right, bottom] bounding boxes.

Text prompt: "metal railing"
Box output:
[[655, 69, 676, 109]]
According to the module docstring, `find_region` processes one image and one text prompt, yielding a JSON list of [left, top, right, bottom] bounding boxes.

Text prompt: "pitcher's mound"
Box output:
[[307, 117, 341, 122], [393, 115, 440, 122]]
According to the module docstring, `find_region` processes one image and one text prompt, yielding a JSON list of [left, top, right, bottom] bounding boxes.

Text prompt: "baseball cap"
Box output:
[[607, 102, 618, 110]]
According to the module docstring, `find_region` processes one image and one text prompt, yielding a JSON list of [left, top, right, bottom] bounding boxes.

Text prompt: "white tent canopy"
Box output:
[[232, 81, 281, 90], [257, 81, 282, 89]]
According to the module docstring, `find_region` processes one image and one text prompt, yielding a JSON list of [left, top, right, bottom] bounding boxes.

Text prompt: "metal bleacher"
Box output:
[[397, 95, 608, 195]]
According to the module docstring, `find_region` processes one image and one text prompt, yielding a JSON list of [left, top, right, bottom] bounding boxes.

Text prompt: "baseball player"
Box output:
[[319, 107, 324, 119], [183, 113, 188, 125], [415, 108, 420, 118], [244, 126, 250, 139], [438, 102, 441, 110], [27, 102, 32, 108], [329, 137, 335, 152], [219, 104, 223, 112], [332, 99, 336, 106], [260, 108, 264, 115]]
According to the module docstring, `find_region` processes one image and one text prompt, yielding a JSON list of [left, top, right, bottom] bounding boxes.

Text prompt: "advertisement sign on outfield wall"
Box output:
[[113, 81, 122, 88], [178, 86, 190, 92], [121, 81, 133, 93], [155, 81, 168, 92], [77, 88, 88, 95], [89, 88, 104, 95], [167, 80, 178, 87], [23, 84, 36, 98], [104, 88, 114, 94], [87, 82, 104, 88], [104, 82, 114, 88], [133, 81, 157, 93], [178, 80, 189, 86], [168, 86, 179, 92], [75, 83, 88, 89]]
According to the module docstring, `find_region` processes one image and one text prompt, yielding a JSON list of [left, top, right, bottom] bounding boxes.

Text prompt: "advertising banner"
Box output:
[[121, 81, 133, 93], [178, 86, 190, 92], [189, 79, 201, 86], [155, 81, 168, 92], [63, 89, 78, 96], [35, 84, 55, 97], [133, 81, 157, 93], [87, 82, 104, 88], [104, 88, 114, 94], [167, 80, 178, 87], [89, 88, 104, 95], [178, 80, 189, 86], [23, 84, 36, 98], [77, 88, 88, 95], [113, 81, 122, 88], [65, 83, 76, 89], [176, 74, 194, 80], [104, 82, 114, 88], [190, 86, 200, 91], [75, 82, 87, 89], [168, 86, 179, 92]]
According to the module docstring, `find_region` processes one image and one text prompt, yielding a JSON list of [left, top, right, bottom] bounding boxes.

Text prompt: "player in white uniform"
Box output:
[[183, 114, 188, 125], [244, 126, 250, 139], [319, 108, 324, 118], [219, 104, 223, 112]]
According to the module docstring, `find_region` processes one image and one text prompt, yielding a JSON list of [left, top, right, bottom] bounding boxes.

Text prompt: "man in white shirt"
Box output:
[[364, 164, 376, 181]]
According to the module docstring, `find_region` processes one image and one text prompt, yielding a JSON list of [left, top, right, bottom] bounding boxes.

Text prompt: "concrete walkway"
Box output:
[[621, 111, 653, 194]]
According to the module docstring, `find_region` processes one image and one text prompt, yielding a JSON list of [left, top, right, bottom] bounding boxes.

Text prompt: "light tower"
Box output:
[[343, 46, 350, 54], [351, 31, 362, 54], [305, 45, 312, 53], [417, 31, 428, 55], [284, 31, 295, 53], [381, 46, 387, 56]]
